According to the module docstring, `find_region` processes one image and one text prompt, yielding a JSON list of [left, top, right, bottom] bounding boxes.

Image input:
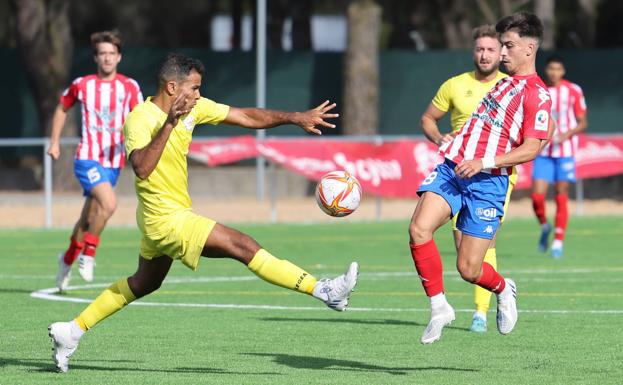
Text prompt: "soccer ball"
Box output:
[[315, 171, 362, 217]]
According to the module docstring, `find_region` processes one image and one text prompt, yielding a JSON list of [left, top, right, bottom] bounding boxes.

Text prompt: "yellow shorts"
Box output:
[[140, 210, 217, 271], [451, 167, 518, 230]]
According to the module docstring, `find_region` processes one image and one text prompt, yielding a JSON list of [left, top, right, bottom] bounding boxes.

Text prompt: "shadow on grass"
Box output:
[[0, 357, 281, 375], [259, 317, 471, 332], [245, 353, 478, 376], [0, 287, 38, 295]]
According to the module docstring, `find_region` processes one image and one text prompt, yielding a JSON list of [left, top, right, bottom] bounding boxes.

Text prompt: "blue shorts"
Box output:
[[418, 159, 509, 240], [74, 159, 120, 197], [532, 156, 576, 183]]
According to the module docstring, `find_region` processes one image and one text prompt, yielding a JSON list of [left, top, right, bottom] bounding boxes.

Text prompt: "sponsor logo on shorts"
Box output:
[[483, 225, 494, 234], [476, 207, 497, 221]]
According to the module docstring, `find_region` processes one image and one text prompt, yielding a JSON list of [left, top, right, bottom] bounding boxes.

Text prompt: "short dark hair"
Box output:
[[496, 12, 543, 43], [157, 53, 205, 89], [546, 55, 565, 66], [91, 30, 122, 54], [472, 24, 498, 41]]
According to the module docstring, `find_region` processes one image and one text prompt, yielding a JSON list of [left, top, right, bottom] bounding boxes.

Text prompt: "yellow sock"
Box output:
[[74, 278, 136, 331], [474, 248, 498, 314], [247, 249, 317, 295]]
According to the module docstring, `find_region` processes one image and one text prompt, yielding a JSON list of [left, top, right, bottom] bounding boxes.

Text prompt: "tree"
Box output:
[[343, 0, 381, 136], [13, 0, 76, 189]]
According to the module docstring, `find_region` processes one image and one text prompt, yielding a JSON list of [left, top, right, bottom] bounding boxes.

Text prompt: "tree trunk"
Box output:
[[343, 0, 381, 136], [13, 0, 74, 190], [534, 0, 555, 49]]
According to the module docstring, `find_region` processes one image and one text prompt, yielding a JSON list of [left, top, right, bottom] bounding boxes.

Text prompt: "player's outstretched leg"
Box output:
[[202, 223, 359, 311], [49, 255, 172, 372], [408, 192, 455, 344], [531, 188, 551, 253], [551, 189, 569, 259]]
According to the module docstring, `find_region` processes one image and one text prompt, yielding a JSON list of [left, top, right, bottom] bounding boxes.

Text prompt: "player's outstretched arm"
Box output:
[[47, 104, 70, 160], [455, 138, 543, 179], [420, 103, 455, 146], [223, 100, 338, 135], [129, 90, 194, 179]]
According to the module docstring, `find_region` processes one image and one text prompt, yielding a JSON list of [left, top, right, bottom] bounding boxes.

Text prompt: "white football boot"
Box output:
[[78, 254, 95, 282], [421, 302, 456, 344], [48, 321, 82, 373], [496, 278, 518, 335], [56, 252, 72, 292], [312, 262, 359, 311]]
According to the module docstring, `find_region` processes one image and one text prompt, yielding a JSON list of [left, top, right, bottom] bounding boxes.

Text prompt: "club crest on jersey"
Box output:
[[535, 110, 549, 131], [537, 84, 550, 107], [182, 115, 196, 131]]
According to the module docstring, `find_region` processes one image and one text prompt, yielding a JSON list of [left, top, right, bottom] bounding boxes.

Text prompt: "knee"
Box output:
[[100, 198, 117, 218], [128, 276, 162, 298], [409, 221, 433, 244], [457, 260, 481, 283]]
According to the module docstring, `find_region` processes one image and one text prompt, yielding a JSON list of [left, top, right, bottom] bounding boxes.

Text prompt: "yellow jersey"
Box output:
[[431, 71, 507, 133], [124, 97, 230, 236]]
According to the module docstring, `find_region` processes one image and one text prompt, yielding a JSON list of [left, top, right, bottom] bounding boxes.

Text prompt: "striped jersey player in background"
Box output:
[[531, 55, 588, 258], [408, 12, 554, 344], [420, 24, 508, 333], [47, 31, 143, 290]]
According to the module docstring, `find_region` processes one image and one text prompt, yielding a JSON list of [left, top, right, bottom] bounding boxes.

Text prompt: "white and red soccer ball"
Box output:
[[315, 171, 362, 217]]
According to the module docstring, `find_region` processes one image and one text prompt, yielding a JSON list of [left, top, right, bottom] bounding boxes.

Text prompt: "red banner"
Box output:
[[188, 135, 623, 197]]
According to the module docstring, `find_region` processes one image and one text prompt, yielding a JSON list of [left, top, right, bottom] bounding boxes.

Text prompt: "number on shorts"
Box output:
[[421, 171, 438, 186], [87, 167, 101, 184]]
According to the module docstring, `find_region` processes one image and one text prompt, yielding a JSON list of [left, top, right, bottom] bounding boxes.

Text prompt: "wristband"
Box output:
[[482, 156, 496, 169]]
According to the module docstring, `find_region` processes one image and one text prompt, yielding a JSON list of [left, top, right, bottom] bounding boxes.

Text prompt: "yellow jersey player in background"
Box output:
[[48, 53, 359, 373], [419, 25, 513, 333]]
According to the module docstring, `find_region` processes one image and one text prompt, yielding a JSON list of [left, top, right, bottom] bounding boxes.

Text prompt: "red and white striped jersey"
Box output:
[[541, 79, 587, 158], [60, 74, 143, 168], [440, 73, 552, 175]]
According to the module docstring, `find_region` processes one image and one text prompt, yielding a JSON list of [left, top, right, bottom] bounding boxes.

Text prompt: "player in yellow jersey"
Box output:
[[419, 25, 515, 333], [48, 53, 359, 373]]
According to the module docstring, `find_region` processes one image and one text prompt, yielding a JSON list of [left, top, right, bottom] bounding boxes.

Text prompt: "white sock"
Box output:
[[430, 293, 448, 309], [474, 310, 487, 320], [69, 320, 85, 340], [552, 239, 563, 249]]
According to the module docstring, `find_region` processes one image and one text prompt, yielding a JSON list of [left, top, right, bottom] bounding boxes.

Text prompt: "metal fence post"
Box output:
[[43, 138, 53, 228]]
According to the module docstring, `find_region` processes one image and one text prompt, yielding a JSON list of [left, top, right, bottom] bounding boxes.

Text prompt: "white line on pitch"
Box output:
[[4, 266, 623, 281], [29, 281, 623, 315]]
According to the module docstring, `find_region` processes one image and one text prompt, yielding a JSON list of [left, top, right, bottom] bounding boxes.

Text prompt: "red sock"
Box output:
[[476, 262, 506, 294], [531, 192, 547, 225], [63, 236, 84, 265], [554, 194, 569, 241], [409, 240, 444, 297], [82, 232, 100, 258]]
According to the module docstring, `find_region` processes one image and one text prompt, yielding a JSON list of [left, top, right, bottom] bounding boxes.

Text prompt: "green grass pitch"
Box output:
[[1, 217, 622, 384]]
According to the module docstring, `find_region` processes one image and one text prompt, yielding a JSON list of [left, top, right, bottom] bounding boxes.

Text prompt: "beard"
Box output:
[[475, 60, 499, 77]]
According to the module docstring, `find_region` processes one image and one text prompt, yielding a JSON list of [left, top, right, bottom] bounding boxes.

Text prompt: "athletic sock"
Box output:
[[63, 236, 84, 265], [474, 248, 497, 313], [409, 240, 444, 297], [69, 320, 85, 339], [247, 249, 317, 295], [82, 232, 100, 258], [74, 277, 136, 332], [430, 293, 448, 309], [475, 262, 506, 294], [531, 192, 547, 225], [554, 194, 569, 241]]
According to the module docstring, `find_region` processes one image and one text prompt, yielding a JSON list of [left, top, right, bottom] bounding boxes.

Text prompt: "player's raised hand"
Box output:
[[296, 100, 339, 135], [454, 159, 484, 179], [167, 89, 195, 126], [47, 142, 61, 160]]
